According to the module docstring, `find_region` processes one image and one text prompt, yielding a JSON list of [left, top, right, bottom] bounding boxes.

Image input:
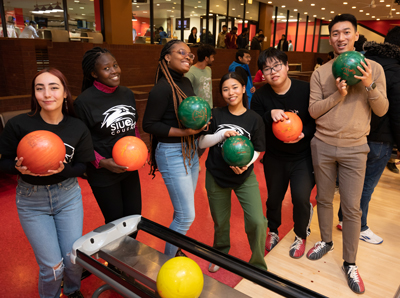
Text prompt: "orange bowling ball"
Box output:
[[272, 112, 303, 142], [17, 130, 66, 174], [112, 136, 148, 171]]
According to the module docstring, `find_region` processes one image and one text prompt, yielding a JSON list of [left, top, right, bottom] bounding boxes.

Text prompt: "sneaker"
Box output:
[[265, 232, 279, 251], [336, 221, 343, 231], [360, 228, 383, 244], [208, 263, 220, 273], [289, 236, 306, 259], [342, 264, 365, 294], [67, 290, 85, 298], [306, 241, 334, 260], [387, 162, 399, 174]]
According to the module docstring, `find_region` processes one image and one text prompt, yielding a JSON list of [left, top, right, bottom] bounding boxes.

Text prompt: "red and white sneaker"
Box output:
[[336, 221, 343, 231], [342, 264, 365, 294], [289, 236, 306, 259], [265, 232, 279, 251]]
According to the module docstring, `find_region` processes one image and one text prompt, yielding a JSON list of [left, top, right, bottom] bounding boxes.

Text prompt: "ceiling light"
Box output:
[[282, 5, 286, 7], [137, 5, 139, 7], [372, 15, 375, 18], [352, 6, 356, 8], [216, 4, 219, 6], [299, 0, 303, 2], [321, 7, 325, 10], [380, 0, 384, 1], [294, 9, 298, 11], [74, 0, 79, 2], [246, 11, 249, 13], [392, 8, 396, 11], [330, 11, 334, 13], [386, 4, 390, 7], [82, 13, 85, 15], [366, 12, 370, 15], [157, 3, 160, 5], [322, 17, 325, 19], [359, 9, 363, 12], [232, 8, 235, 10], [304, 12, 308, 14], [69, 7, 73, 10], [311, 3, 315, 6], [268, 1, 272, 3], [397, 11, 400, 14], [377, 18, 380, 20], [241, 3, 244, 5], [343, 2, 348, 4], [313, 14, 317, 17]]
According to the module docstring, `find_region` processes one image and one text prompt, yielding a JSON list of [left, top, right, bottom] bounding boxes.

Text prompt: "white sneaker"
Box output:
[[360, 228, 383, 244]]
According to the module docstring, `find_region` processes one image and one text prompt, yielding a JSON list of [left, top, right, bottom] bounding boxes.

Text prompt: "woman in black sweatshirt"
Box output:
[[143, 40, 205, 257]]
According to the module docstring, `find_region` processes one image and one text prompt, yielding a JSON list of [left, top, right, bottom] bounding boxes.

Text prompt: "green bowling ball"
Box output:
[[332, 51, 366, 86], [222, 135, 254, 168], [178, 96, 211, 130]]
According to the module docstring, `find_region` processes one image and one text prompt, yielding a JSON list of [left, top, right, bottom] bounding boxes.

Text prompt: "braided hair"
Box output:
[[149, 40, 196, 177], [81, 47, 113, 92]]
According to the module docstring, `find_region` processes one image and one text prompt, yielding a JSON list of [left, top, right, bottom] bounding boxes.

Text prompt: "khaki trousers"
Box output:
[[311, 137, 369, 263]]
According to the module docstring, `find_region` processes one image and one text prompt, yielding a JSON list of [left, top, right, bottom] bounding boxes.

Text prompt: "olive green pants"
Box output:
[[206, 170, 268, 271]]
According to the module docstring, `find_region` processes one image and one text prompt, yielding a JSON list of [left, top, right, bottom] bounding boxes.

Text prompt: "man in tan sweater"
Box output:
[[306, 14, 388, 294]]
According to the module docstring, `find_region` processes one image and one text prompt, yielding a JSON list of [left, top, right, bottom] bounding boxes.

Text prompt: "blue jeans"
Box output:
[[16, 178, 83, 298], [155, 142, 199, 257], [338, 141, 392, 231]]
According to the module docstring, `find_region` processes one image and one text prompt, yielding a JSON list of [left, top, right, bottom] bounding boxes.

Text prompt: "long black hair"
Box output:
[[81, 47, 114, 92], [149, 40, 196, 177], [219, 72, 248, 109]]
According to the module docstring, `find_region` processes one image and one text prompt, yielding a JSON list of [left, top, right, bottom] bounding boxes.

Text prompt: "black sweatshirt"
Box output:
[[142, 68, 196, 143], [251, 79, 315, 161], [0, 112, 94, 185]]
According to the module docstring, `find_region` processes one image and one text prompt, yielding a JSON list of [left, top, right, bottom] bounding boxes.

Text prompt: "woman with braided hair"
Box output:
[[143, 40, 206, 257], [74, 47, 142, 226]]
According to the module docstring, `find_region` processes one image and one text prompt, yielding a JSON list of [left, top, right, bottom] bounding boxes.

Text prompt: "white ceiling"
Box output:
[[4, 0, 400, 22]]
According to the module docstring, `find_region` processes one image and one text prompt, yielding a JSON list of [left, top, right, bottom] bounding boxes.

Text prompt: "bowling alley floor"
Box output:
[[235, 168, 400, 298]]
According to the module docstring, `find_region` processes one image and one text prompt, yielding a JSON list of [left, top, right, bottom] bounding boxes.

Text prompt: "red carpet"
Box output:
[[0, 153, 316, 297]]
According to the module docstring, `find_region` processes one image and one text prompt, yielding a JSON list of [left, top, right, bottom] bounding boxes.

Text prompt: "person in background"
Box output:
[[225, 26, 238, 49], [20, 21, 39, 39], [336, 26, 400, 244], [237, 27, 249, 49], [251, 48, 315, 259], [307, 14, 388, 294], [327, 51, 334, 62], [74, 47, 142, 227], [0, 68, 94, 298], [277, 34, 288, 51], [143, 40, 206, 257], [199, 72, 267, 273], [253, 69, 266, 89], [251, 34, 264, 51], [217, 25, 228, 48], [314, 57, 324, 70], [354, 34, 367, 54], [228, 49, 256, 106], [188, 27, 197, 43], [158, 26, 168, 45], [288, 40, 294, 51]]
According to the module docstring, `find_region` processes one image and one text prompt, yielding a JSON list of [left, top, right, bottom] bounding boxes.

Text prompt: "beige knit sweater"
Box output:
[[309, 57, 388, 147]]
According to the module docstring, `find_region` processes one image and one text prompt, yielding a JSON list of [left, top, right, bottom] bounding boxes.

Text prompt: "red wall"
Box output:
[[358, 20, 400, 36], [132, 17, 150, 37]]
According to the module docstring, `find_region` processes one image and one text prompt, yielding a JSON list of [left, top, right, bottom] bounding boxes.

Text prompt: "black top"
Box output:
[[251, 79, 315, 161], [251, 36, 261, 51], [204, 106, 265, 188], [188, 33, 197, 43], [364, 41, 400, 148], [74, 85, 138, 187], [0, 112, 94, 185], [142, 68, 196, 143], [237, 34, 249, 49]]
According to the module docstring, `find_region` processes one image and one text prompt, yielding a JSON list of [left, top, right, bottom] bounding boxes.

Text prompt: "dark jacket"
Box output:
[[237, 33, 249, 49], [251, 36, 261, 51], [364, 41, 400, 148], [277, 39, 288, 51], [188, 33, 197, 43]]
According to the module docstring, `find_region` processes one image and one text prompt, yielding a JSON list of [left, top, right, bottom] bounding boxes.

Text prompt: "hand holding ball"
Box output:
[[222, 135, 254, 168], [178, 96, 211, 130], [112, 136, 148, 171], [332, 51, 366, 86], [272, 112, 303, 142]]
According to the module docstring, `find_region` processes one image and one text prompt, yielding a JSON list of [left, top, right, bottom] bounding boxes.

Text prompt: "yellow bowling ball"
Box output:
[[156, 257, 204, 298]]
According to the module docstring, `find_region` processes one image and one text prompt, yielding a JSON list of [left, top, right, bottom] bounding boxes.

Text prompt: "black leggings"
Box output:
[[90, 171, 142, 224], [263, 155, 315, 239]]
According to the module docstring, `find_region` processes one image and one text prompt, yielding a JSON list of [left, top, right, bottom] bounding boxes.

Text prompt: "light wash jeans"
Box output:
[[155, 142, 199, 257], [16, 177, 83, 298]]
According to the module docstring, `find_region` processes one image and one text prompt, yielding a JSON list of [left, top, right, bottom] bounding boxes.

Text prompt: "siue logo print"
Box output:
[[101, 105, 136, 135], [64, 143, 75, 163], [215, 124, 251, 147]]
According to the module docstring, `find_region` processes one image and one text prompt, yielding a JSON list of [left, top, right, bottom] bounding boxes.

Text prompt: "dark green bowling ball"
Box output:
[[332, 51, 366, 86], [222, 135, 254, 168], [178, 96, 211, 130]]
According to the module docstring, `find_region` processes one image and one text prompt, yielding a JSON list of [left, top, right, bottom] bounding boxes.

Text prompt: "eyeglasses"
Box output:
[[173, 49, 195, 60], [263, 63, 283, 75]]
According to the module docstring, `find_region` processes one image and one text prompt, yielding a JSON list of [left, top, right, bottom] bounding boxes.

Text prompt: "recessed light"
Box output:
[[143, 11, 147, 13], [311, 3, 315, 6], [232, 8, 235, 10], [80, 7, 84, 9], [294, 9, 298, 11], [386, 4, 390, 7], [299, 0, 303, 2], [352, 6, 356, 9], [137, 5, 139, 7], [377, 18, 380, 20], [380, 0, 384, 2], [366, 12, 370, 15], [69, 8, 73, 10], [240, 3, 243, 5], [343, 2, 348, 4], [282, 5, 285, 7], [246, 11, 249, 13], [304, 12, 308, 14], [82, 13, 85, 15], [392, 8, 396, 11], [157, 3, 160, 5], [172, 7, 175, 9], [372, 16, 375, 18], [330, 11, 334, 13], [321, 7, 325, 10], [313, 14, 317, 17], [359, 9, 363, 12], [268, 1, 272, 3], [322, 17, 325, 19], [397, 11, 400, 14], [216, 4, 219, 7], [74, 0, 79, 2]]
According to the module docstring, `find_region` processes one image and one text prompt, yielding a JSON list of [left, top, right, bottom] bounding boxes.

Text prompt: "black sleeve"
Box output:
[[59, 162, 87, 178], [142, 82, 173, 137], [0, 119, 20, 157], [0, 156, 19, 175], [235, 67, 249, 86], [388, 78, 400, 148], [251, 89, 272, 126]]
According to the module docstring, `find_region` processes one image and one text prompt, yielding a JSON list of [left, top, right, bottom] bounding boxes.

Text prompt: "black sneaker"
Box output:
[[67, 290, 85, 298], [306, 241, 334, 260], [342, 264, 365, 294], [387, 162, 399, 174]]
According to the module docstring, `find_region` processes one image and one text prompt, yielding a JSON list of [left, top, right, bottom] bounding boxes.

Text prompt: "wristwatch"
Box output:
[[365, 82, 376, 92]]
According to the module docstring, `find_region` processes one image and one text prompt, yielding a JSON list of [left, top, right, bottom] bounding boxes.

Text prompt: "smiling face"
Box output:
[[329, 21, 359, 55], [165, 42, 193, 74], [262, 58, 289, 87], [34, 72, 66, 114], [92, 52, 121, 87], [222, 78, 246, 107]]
